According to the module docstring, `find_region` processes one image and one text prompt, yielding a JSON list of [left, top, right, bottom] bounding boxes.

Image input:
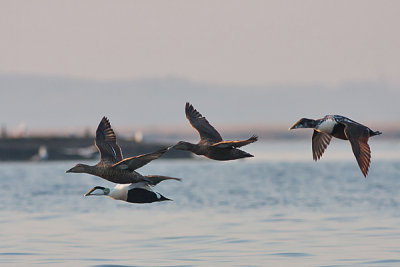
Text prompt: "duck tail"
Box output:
[[143, 175, 182, 186], [371, 130, 382, 136], [160, 195, 172, 201]]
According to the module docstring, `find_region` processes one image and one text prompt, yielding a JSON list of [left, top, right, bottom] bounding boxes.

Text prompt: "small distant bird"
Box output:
[[63, 145, 98, 159], [31, 145, 48, 161], [66, 117, 180, 185], [84, 180, 174, 204], [173, 102, 258, 160], [289, 115, 382, 177]]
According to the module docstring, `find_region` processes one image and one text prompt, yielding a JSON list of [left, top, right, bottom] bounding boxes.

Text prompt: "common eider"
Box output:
[[66, 117, 180, 184], [289, 115, 382, 177], [173, 102, 258, 160], [84, 180, 175, 204]]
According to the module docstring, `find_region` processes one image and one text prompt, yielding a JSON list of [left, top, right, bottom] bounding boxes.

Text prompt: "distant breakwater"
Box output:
[[0, 137, 191, 161]]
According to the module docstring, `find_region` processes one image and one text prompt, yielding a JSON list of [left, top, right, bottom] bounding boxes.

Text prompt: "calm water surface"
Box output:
[[1, 141, 400, 266]]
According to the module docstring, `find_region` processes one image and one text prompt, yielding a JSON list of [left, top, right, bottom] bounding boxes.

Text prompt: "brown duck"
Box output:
[[173, 102, 258, 160], [66, 117, 180, 184], [289, 115, 382, 177]]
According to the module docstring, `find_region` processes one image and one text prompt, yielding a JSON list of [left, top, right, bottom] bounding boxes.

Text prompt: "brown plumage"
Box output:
[[312, 131, 332, 161], [66, 117, 180, 184], [173, 103, 258, 160]]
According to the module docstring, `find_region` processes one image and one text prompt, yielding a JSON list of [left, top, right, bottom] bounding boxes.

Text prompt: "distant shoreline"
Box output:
[[1, 128, 397, 162], [0, 136, 191, 161]]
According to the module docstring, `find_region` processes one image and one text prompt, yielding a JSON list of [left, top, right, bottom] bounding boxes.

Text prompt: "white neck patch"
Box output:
[[317, 118, 336, 133]]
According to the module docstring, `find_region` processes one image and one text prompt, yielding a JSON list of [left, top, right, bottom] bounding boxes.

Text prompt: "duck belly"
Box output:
[[100, 169, 144, 184], [207, 147, 253, 161], [331, 123, 348, 140]]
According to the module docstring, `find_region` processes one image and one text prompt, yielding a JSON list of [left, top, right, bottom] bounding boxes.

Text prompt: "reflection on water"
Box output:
[[0, 141, 399, 266]]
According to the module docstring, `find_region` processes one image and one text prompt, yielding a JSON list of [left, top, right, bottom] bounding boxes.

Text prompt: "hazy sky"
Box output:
[[1, 1, 399, 133], [1, 0, 399, 86]]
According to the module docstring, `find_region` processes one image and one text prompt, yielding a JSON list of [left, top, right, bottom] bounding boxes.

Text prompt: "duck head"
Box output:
[[289, 118, 317, 130], [65, 163, 90, 173], [84, 186, 110, 196], [172, 141, 194, 151]]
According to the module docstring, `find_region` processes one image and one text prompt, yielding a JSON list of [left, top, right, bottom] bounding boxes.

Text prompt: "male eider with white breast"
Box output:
[[289, 115, 381, 177], [85, 181, 172, 204], [66, 117, 180, 185], [173, 102, 258, 160]]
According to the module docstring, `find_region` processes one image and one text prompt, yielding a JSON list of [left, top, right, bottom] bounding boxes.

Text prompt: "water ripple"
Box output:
[[270, 252, 313, 257]]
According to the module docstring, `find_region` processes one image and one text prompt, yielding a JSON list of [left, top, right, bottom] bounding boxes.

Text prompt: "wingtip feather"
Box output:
[[250, 134, 258, 141]]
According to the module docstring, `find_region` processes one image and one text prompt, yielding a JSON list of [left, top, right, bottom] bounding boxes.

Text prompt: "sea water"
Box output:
[[0, 140, 399, 266]]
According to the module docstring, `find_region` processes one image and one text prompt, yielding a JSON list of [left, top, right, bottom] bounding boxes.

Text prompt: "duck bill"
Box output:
[[289, 121, 300, 130], [84, 188, 96, 196]]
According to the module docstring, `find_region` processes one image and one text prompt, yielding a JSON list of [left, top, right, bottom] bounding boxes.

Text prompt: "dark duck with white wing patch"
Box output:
[[66, 117, 180, 185], [289, 115, 382, 177], [173, 102, 258, 160]]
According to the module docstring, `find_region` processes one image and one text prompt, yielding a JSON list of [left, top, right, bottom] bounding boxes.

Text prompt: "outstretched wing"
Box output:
[[112, 147, 168, 171], [212, 135, 258, 149], [185, 102, 223, 144], [343, 123, 371, 177], [142, 175, 182, 186], [95, 117, 123, 165], [312, 130, 332, 161]]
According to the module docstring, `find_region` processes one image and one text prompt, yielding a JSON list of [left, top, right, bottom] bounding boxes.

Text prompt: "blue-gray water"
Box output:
[[1, 140, 400, 266]]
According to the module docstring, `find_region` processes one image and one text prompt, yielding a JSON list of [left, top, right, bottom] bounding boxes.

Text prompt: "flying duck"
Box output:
[[84, 178, 177, 204], [66, 117, 179, 185], [289, 115, 382, 177], [173, 102, 258, 160]]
